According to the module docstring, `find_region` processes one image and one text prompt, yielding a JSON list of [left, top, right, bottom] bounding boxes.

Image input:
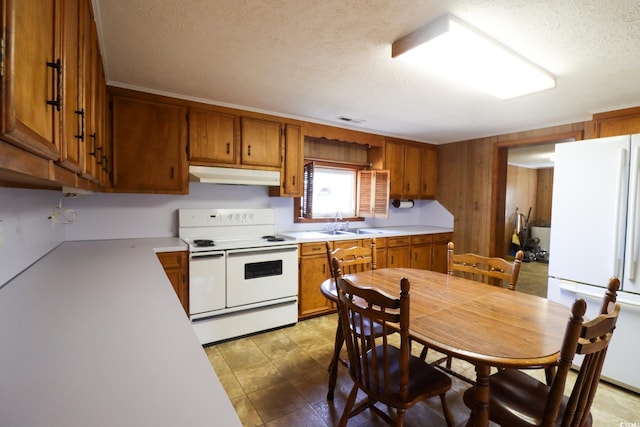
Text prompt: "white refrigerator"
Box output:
[[548, 133, 640, 392]]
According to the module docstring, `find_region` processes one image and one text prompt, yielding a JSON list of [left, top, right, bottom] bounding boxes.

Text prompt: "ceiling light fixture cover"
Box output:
[[391, 14, 556, 99]]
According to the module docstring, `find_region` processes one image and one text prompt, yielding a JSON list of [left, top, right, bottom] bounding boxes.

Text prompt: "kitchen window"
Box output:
[[294, 161, 390, 223]]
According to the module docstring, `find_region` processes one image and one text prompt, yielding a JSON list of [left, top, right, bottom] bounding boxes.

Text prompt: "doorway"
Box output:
[[490, 131, 583, 297]]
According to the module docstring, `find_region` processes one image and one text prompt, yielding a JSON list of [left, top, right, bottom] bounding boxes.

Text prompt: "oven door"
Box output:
[[189, 251, 226, 316], [226, 245, 298, 307]]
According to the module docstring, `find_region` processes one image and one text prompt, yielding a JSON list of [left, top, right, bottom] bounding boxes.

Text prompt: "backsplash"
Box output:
[[1, 183, 453, 286]]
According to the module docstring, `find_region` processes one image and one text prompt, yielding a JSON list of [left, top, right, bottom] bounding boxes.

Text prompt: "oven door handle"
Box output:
[[227, 246, 298, 257], [191, 252, 225, 259]]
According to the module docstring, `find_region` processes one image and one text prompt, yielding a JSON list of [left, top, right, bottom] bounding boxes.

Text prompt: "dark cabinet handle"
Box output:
[[75, 109, 85, 141], [226, 142, 230, 154], [292, 176, 296, 186], [46, 59, 62, 111], [88, 133, 96, 156], [247, 145, 251, 156], [170, 167, 175, 179]]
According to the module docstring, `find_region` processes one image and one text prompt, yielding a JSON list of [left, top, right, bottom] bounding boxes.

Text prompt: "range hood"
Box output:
[[189, 165, 280, 186]]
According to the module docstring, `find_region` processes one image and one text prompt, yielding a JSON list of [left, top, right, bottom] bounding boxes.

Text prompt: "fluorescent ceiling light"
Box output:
[[391, 14, 556, 99]]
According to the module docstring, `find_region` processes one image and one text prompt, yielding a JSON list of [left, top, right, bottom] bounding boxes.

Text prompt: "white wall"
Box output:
[[0, 188, 66, 286]]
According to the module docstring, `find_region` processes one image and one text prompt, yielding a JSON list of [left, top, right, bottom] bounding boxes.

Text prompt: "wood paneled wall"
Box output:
[[438, 136, 496, 255], [535, 168, 554, 225], [438, 122, 587, 257]]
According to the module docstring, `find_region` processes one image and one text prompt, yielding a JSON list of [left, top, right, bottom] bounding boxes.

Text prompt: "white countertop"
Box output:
[[280, 225, 453, 243], [0, 238, 241, 427]]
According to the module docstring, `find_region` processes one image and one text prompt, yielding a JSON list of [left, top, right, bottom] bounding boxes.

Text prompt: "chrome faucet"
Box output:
[[335, 211, 342, 231]]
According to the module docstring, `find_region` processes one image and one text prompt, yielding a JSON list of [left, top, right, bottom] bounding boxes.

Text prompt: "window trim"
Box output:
[[293, 160, 366, 224]]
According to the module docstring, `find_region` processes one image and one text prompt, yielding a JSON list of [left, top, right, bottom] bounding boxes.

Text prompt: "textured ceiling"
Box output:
[[92, 0, 640, 144]]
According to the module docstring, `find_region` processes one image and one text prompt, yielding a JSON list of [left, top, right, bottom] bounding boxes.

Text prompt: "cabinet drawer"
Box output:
[[300, 242, 329, 256], [432, 233, 453, 244], [156, 251, 187, 269], [387, 236, 410, 247], [333, 239, 363, 250], [411, 234, 432, 245], [368, 236, 386, 248]]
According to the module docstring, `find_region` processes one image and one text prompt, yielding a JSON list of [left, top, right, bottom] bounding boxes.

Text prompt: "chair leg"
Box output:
[[440, 393, 455, 427], [327, 318, 345, 400], [338, 384, 359, 427], [395, 408, 405, 426], [419, 345, 429, 360], [545, 366, 556, 385]]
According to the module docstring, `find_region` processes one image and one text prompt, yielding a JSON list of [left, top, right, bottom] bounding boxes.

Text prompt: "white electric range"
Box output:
[[178, 208, 298, 344]]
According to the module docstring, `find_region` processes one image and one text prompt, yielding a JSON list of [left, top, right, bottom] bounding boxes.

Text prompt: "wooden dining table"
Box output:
[[320, 267, 571, 427]]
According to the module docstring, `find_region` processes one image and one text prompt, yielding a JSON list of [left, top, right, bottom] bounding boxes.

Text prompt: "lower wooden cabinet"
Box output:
[[431, 233, 453, 273], [410, 234, 433, 270], [298, 242, 334, 319], [156, 251, 189, 314], [387, 236, 411, 268], [297, 232, 452, 320]]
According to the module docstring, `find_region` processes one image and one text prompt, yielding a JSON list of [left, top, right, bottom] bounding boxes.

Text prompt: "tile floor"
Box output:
[[205, 312, 640, 426]]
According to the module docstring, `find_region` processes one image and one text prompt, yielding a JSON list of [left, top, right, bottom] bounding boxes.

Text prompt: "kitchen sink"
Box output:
[[318, 228, 385, 236], [318, 230, 354, 235]]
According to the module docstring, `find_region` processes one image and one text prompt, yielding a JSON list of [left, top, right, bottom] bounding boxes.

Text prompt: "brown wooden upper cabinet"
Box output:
[[188, 108, 238, 165], [111, 94, 188, 194], [240, 117, 282, 169], [592, 107, 640, 138], [0, 0, 107, 189], [1, 0, 61, 160], [420, 145, 437, 199], [385, 139, 438, 201], [83, 13, 109, 186], [280, 124, 303, 196], [58, 0, 84, 174]]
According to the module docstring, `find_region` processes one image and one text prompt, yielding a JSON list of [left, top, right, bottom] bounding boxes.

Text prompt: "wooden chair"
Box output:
[[462, 277, 621, 427], [447, 241, 524, 290], [421, 242, 524, 378], [335, 272, 455, 427], [324, 238, 380, 400]]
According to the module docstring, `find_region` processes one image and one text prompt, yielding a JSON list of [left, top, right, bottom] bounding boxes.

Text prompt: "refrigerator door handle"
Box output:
[[613, 148, 627, 279], [626, 147, 640, 281]]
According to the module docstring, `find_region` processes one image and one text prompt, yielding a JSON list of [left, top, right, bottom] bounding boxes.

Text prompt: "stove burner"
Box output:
[[262, 235, 286, 242], [193, 239, 215, 247]]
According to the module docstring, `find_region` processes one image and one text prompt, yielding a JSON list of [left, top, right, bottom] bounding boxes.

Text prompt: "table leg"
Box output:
[[327, 315, 344, 400], [465, 364, 490, 427]]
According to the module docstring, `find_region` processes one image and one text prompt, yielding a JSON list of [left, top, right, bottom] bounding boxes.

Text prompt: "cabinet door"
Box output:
[[112, 96, 188, 194], [157, 251, 189, 314], [404, 144, 421, 199], [411, 245, 432, 270], [385, 140, 405, 198], [1, 0, 60, 160], [420, 146, 438, 199], [58, 0, 83, 173], [592, 107, 640, 138], [431, 233, 453, 274], [188, 109, 237, 165], [376, 247, 387, 269], [240, 117, 281, 168], [387, 246, 410, 268], [299, 254, 332, 318], [282, 124, 302, 196], [82, 13, 106, 183]]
